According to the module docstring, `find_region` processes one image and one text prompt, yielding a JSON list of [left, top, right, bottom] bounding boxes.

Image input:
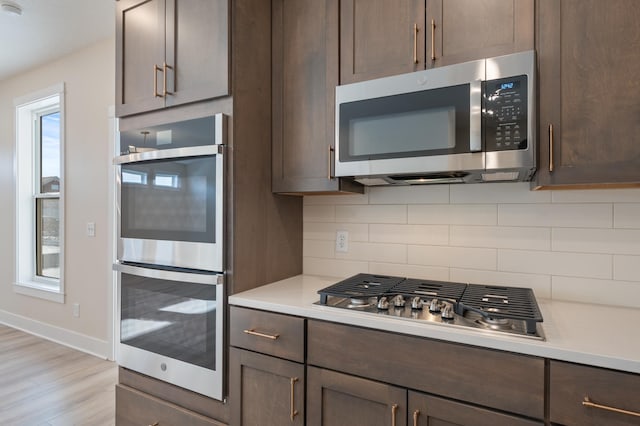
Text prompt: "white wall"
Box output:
[[303, 182, 640, 308], [0, 38, 115, 358]]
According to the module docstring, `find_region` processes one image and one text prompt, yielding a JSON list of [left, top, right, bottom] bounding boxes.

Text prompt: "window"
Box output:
[[15, 84, 65, 302]]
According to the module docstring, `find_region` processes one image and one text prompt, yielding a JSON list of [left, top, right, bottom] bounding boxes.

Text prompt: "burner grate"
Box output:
[[391, 279, 467, 302], [318, 273, 404, 304], [456, 284, 543, 334]]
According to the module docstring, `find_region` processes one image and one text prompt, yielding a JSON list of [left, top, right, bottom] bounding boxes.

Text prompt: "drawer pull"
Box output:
[[391, 403, 398, 426], [149, 423, 159, 426], [290, 377, 299, 421], [413, 409, 420, 426], [243, 329, 280, 340], [583, 396, 640, 418]]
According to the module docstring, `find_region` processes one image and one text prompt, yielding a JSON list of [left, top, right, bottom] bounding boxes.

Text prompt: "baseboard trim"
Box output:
[[0, 309, 111, 360]]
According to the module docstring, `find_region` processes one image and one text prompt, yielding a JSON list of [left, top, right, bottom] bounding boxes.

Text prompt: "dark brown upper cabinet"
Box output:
[[272, 0, 363, 194], [116, 0, 229, 117], [340, 0, 534, 84], [535, 0, 640, 188]]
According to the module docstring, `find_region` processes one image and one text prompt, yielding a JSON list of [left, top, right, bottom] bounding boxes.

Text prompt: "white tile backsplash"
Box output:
[[409, 204, 497, 225], [613, 255, 640, 281], [498, 204, 612, 228], [304, 222, 369, 242], [368, 185, 449, 205], [614, 204, 640, 228], [370, 224, 449, 245], [335, 204, 407, 224], [408, 245, 497, 270], [451, 225, 550, 250], [552, 228, 640, 255], [498, 249, 612, 279], [303, 183, 640, 307]]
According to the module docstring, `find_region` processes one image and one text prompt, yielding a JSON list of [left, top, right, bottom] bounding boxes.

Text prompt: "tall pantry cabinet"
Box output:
[[113, 0, 302, 424]]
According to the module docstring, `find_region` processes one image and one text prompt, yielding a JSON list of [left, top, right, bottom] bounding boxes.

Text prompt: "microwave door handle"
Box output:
[[469, 79, 483, 152]]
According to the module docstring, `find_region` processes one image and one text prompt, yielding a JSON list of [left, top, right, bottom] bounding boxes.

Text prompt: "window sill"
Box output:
[[13, 282, 65, 304]]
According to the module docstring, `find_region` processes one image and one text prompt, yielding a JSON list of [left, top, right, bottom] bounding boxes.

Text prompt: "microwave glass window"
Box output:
[[120, 273, 218, 370], [121, 156, 216, 243], [339, 84, 470, 161], [349, 106, 455, 156]]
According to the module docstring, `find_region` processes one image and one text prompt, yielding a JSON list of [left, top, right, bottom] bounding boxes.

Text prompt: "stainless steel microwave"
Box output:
[[335, 51, 536, 185]]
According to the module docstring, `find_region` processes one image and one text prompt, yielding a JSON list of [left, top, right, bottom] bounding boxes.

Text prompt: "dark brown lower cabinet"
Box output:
[[549, 360, 640, 426], [116, 384, 225, 426], [306, 366, 406, 426], [229, 347, 305, 426], [409, 391, 543, 426]]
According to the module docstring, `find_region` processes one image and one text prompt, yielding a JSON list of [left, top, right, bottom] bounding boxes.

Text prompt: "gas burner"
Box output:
[[347, 298, 374, 309], [474, 316, 514, 331], [316, 273, 545, 340]]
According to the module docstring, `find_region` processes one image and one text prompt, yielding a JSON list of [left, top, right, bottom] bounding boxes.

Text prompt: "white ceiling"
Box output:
[[0, 0, 115, 82]]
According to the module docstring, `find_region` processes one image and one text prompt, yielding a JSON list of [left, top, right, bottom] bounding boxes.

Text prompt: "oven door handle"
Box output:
[[113, 144, 223, 165], [113, 263, 223, 286]]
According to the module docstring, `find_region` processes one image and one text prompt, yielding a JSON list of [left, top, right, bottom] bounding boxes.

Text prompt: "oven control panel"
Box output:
[[483, 74, 528, 152]]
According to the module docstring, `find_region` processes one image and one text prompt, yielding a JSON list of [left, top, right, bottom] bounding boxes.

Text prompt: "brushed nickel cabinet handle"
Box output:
[[391, 403, 398, 426], [328, 145, 335, 180], [290, 377, 299, 421], [430, 19, 436, 61], [413, 409, 420, 426], [148, 422, 159, 426], [413, 23, 419, 64], [549, 124, 554, 172], [163, 62, 173, 96], [243, 329, 280, 340], [583, 396, 640, 418], [153, 65, 163, 98]]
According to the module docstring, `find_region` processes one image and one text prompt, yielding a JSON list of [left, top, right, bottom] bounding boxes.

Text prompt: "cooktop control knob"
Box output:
[[441, 304, 454, 320], [377, 296, 389, 310], [392, 295, 406, 308], [410, 296, 423, 310], [429, 298, 441, 313]]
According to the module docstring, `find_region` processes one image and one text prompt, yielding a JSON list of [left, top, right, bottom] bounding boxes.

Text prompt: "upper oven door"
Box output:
[[335, 59, 485, 178], [115, 144, 224, 272]]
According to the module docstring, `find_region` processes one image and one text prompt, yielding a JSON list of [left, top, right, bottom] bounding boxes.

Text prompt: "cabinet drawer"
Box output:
[[307, 320, 544, 419], [230, 306, 305, 362], [550, 360, 640, 426], [116, 384, 224, 426]]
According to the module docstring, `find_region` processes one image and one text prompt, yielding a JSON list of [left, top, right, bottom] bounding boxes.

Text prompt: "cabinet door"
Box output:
[[307, 366, 407, 426], [426, 0, 533, 68], [409, 391, 543, 426], [165, 0, 229, 107], [536, 0, 640, 187], [272, 0, 363, 194], [229, 348, 304, 426], [116, 0, 166, 117], [340, 0, 425, 84]]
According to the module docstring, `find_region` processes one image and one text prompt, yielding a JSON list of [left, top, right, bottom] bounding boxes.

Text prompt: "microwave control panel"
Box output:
[[483, 75, 528, 152]]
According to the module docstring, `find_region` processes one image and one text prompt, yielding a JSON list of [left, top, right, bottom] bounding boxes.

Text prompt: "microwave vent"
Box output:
[[481, 171, 520, 182]]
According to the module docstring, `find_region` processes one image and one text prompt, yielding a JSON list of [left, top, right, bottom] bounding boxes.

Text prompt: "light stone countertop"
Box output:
[[229, 274, 640, 374]]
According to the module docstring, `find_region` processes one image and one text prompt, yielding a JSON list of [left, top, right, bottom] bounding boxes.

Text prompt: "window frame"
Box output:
[[14, 83, 65, 303]]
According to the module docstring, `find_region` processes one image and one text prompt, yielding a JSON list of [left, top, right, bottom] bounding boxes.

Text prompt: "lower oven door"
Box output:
[[115, 262, 224, 400]]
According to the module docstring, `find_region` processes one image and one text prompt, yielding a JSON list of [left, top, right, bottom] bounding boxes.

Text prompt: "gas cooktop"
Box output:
[[316, 273, 544, 340]]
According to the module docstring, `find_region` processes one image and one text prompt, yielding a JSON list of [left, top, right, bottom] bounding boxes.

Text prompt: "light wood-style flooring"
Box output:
[[0, 324, 117, 426]]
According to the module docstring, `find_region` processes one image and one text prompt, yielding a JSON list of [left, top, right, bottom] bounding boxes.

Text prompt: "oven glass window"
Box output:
[[120, 156, 216, 243], [120, 272, 218, 370], [339, 84, 470, 161]]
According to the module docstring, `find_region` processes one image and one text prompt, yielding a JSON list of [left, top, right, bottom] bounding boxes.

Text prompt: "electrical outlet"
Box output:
[[336, 230, 349, 253], [86, 222, 96, 237], [72, 303, 80, 318]]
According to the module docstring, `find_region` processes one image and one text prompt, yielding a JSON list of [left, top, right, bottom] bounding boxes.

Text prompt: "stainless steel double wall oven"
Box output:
[[114, 114, 226, 400]]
